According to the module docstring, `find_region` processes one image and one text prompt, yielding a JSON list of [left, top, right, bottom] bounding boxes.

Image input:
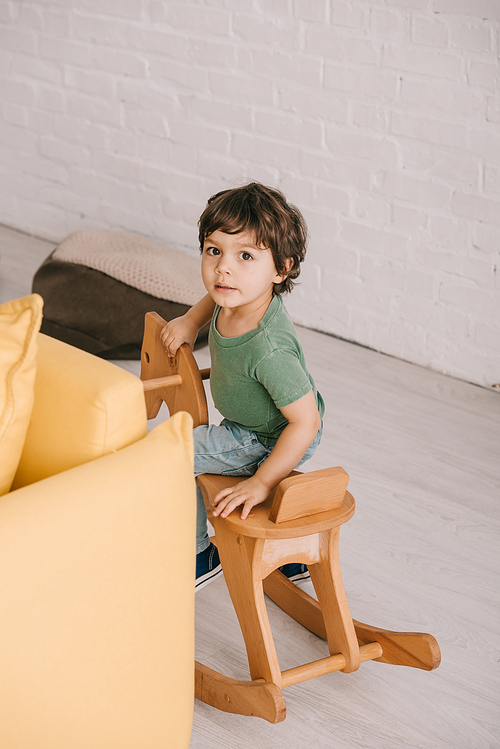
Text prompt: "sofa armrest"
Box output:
[[0, 414, 195, 749], [13, 333, 147, 489]]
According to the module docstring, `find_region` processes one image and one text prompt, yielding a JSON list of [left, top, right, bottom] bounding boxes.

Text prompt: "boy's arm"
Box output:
[[160, 293, 215, 356], [212, 389, 321, 520]]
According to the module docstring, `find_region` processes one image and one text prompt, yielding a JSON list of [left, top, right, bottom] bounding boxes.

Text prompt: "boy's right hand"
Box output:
[[160, 315, 199, 357]]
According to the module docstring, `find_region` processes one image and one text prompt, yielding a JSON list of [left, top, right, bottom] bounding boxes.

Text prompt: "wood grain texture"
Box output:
[[195, 661, 286, 723], [280, 642, 383, 688], [269, 467, 349, 523], [198, 473, 356, 539], [140, 311, 208, 426], [263, 571, 441, 671], [3, 225, 499, 749]]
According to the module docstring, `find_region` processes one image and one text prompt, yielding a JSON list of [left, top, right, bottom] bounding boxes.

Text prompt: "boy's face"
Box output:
[[201, 230, 283, 314]]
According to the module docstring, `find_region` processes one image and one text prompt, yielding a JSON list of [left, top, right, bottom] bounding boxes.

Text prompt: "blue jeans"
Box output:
[[194, 419, 322, 553]]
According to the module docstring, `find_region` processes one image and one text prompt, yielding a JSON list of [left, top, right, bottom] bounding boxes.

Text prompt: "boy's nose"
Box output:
[[215, 256, 232, 275]]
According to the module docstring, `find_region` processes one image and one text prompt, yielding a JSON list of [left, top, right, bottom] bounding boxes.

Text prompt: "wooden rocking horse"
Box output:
[[140, 311, 441, 724]]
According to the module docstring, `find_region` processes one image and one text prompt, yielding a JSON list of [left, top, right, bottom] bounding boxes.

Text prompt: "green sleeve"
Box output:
[[254, 350, 313, 410]]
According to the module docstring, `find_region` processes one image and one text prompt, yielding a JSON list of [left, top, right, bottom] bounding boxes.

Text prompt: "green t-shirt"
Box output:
[[209, 295, 325, 447]]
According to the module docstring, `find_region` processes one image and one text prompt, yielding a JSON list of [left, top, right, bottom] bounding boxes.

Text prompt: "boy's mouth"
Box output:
[[215, 283, 236, 291]]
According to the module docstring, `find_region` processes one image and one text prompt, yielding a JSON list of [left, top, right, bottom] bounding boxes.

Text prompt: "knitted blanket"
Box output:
[[53, 230, 205, 305]]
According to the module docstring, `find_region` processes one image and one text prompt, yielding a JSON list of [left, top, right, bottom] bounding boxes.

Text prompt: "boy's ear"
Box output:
[[276, 257, 293, 282]]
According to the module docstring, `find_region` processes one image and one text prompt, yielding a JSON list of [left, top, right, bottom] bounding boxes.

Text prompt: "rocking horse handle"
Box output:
[[140, 311, 209, 427], [269, 467, 349, 524]]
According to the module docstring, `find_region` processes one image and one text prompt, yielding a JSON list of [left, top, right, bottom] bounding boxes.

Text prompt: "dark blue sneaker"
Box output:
[[196, 542, 223, 591], [278, 563, 310, 582]]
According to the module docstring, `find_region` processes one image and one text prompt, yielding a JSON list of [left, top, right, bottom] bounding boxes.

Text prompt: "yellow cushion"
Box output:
[[0, 294, 43, 496], [0, 412, 195, 749], [13, 333, 148, 489]]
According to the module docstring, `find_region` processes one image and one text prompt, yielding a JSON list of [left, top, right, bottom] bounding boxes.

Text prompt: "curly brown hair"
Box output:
[[198, 182, 308, 295]]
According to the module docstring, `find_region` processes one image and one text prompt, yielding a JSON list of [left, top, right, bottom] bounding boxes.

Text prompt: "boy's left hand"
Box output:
[[212, 476, 270, 520]]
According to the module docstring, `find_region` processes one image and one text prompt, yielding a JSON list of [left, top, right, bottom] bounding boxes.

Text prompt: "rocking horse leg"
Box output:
[[212, 518, 283, 686], [308, 528, 360, 673], [263, 570, 441, 671]]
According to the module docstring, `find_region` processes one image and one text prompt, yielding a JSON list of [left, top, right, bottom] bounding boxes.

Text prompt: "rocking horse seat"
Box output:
[[198, 470, 355, 540]]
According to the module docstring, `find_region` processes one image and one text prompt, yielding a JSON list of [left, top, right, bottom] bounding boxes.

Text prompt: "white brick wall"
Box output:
[[0, 0, 499, 388]]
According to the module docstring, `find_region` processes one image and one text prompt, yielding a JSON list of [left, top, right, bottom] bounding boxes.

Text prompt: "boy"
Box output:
[[161, 183, 325, 590]]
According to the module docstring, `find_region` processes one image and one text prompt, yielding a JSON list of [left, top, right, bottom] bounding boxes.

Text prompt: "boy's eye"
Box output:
[[240, 252, 253, 261], [206, 246, 220, 256]]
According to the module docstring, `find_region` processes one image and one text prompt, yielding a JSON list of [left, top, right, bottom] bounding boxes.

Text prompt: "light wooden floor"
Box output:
[[1, 224, 499, 749]]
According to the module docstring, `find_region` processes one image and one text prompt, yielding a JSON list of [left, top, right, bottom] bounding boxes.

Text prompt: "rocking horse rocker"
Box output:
[[141, 312, 441, 724]]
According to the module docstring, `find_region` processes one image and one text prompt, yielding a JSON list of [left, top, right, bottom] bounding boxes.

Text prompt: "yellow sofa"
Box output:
[[0, 297, 195, 749]]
